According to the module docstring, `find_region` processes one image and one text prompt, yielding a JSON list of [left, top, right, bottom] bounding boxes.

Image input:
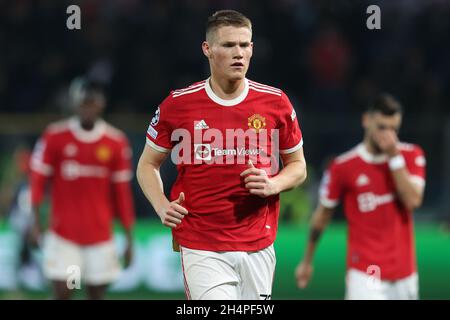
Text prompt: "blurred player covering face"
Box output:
[[202, 11, 253, 85], [295, 93, 425, 300], [362, 94, 403, 154]]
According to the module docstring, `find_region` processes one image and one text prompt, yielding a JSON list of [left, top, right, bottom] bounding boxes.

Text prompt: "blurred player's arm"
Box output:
[[295, 204, 334, 289], [112, 180, 134, 267], [112, 183, 135, 232], [30, 174, 47, 244], [389, 164, 424, 211], [241, 148, 307, 197], [29, 133, 55, 246], [376, 131, 424, 211], [112, 139, 136, 267], [136, 145, 188, 228]]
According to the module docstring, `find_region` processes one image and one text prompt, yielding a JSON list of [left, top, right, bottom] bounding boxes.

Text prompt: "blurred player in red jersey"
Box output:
[[295, 94, 426, 299], [29, 79, 135, 299], [137, 10, 307, 300]]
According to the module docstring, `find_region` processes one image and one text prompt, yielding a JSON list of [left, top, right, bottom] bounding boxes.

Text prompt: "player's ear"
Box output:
[[202, 41, 211, 59]]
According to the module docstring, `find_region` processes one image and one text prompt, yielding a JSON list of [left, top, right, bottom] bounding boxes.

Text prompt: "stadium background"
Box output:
[[0, 0, 449, 299]]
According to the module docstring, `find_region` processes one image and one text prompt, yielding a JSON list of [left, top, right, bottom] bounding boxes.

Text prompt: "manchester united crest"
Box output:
[[248, 114, 266, 133], [96, 145, 112, 162]]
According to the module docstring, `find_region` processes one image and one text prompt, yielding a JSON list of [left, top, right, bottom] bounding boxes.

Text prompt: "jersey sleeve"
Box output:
[[405, 145, 426, 189], [278, 92, 303, 154], [319, 160, 344, 208], [111, 136, 134, 183], [111, 136, 135, 230], [145, 94, 174, 153], [30, 130, 55, 206]]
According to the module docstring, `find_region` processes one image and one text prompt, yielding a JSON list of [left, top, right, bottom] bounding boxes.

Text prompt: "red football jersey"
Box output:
[[319, 143, 426, 280], [146, 78, 303, 251], [30, 117, 135, 245]]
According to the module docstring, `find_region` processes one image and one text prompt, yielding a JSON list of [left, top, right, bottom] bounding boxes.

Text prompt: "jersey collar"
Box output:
[[205, 77, 249, 107], [357, 143, 388, 164], [69, 117, 106, 143]]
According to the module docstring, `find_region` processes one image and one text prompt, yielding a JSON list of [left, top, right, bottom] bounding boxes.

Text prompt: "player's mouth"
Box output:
[[231, 62, 244, 69]]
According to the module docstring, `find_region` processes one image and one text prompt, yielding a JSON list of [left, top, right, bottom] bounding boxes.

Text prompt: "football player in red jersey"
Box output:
[[295, 94, 426, 299], [30, 80, 135, 299], [137, 10, 307, 300]]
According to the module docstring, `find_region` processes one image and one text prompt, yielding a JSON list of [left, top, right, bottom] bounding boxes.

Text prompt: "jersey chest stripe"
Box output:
[[249, 86, 281, 96], [173, 82, 206, 94], [172, 85, 205, 98], [248, 81, 281, 93]]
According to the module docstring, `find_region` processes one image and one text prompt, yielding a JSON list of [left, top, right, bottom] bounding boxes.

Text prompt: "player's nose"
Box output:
[[232, 46, 244, 58]]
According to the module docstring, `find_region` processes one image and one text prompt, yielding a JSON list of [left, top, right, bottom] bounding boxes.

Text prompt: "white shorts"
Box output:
[[180, 244, 276, 300], [43, 232, 121, 286], [345, 268, 419, 300]]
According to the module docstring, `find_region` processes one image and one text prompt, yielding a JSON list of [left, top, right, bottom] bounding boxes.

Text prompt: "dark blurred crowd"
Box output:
[[0, 0, 449, 116]]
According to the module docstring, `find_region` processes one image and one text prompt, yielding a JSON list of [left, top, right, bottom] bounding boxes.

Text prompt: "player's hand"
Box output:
[[374, 130, 399, 157], [240, 160, 279, 198], [157, 192, 188, 228], [295, 261, 313, 289]]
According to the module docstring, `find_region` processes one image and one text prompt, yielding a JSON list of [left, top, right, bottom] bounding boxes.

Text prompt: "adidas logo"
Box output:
[[194, 120, 209, 130], [356, 174, 370, 187]]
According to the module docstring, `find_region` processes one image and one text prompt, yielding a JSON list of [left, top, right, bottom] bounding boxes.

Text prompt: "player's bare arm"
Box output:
[[240, 148, 307, 198], [295, 204, 334, 289], [136, 145, 188, 228], [375, 130, 424, 210]]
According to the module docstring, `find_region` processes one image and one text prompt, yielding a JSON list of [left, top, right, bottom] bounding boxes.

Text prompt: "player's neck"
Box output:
[[363, 138, 382, 155], [209, 76, 245, 100], [81, 122, 95, 131], [77, 118, 96, 131]]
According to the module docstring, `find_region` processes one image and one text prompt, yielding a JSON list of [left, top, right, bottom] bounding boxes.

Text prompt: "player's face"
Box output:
[[363, 112, 402, 153], [203, 26, 253, 81], [77, 93, 105, 127]]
